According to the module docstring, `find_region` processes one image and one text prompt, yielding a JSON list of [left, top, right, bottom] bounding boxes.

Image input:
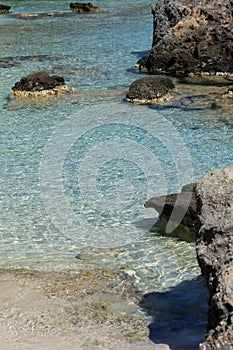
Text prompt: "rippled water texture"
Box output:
[[1, 2, 233, 347]]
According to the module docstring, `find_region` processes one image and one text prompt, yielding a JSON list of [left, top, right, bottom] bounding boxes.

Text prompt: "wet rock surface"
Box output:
[[126, 75, 175, 104], [138, 0, 233, 76]]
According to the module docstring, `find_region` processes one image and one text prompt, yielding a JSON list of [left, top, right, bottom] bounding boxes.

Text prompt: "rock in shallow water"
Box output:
[[0, 4, 10, 14], [126, 75, 175, 104], [70, 2, 102, 13], [10, 71, 74, 97]]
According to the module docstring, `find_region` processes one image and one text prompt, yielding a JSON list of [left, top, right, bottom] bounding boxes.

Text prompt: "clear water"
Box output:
[[1, 1, 233, 347]]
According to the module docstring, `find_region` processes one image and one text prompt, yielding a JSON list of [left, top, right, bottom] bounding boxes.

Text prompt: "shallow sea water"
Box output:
[[1, 1, 233, 348]]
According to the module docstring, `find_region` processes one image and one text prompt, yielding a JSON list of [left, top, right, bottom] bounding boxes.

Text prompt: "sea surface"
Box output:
[[1, 1, 233, 349]]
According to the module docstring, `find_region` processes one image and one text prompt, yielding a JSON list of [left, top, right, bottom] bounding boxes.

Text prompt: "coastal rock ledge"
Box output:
[[137, 0, 233, 76], [10, 71, 74, 97], [145, 165, 233, 349]]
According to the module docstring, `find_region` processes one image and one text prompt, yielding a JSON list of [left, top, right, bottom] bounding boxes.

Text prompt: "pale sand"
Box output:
[[0, 265, 170, 350]]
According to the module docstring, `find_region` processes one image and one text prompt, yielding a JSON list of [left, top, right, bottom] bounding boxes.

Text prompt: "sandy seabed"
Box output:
[[0, 263, 170, 350]]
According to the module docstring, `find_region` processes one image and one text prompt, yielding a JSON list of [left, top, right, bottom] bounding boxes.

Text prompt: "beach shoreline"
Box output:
[[0, 263, 169, 350]]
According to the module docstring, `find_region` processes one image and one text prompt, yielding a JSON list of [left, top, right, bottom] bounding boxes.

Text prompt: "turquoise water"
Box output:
[[1, 2, 233, 347], [1, 0, 233, 287]]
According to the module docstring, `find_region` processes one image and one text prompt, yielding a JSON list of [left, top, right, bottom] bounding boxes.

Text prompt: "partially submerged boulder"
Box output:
[[137, 0, 233, 76], [126, 75, 175, 104], [145, 183, 198, 241], [70, 2, 102, 13], [145, 165, 233, 348], [0, 4, 10, 14], [10, 71, 74, 97]]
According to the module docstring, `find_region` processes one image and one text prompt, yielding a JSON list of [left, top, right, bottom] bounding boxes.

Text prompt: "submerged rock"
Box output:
[[126, 75, 175, 104], [13, 12, 68, 20], [10, 71, 74, 97], [145, 164, 233, 348], [0, 4, 10, 14], [138, 0, 233, 76], [70, 2, 102, 13]]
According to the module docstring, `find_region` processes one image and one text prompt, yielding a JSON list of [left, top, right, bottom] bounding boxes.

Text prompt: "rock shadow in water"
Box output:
[[139, 276, 208, 350]]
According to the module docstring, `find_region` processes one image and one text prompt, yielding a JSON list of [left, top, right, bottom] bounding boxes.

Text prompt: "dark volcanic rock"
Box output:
[[151, 0, 190, 47], [0, 4, 10, 14], [138, 0, 233, 76], [10, 71, 74, 97], [70, 2, 102, 13], [126, 75, 175, 104], [11, 71, 65, 92]]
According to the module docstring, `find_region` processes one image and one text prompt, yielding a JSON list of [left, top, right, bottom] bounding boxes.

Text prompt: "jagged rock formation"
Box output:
[[145, 165, 233, 348], [137, 0, 233, 76], [125, 75, 175, 104], [70, 2, 102, 13], [144, 183, 198, 241], [10, 71, 74, 97], [197, 166, 233, 349]]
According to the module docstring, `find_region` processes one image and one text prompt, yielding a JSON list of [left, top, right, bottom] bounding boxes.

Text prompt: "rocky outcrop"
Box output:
[[137, 0, 233, 76], [10, 71, 74, 97], [196, 166, 233, 349], [0, 4, 10, 14], [70, 2, 102, 13], [144, 183, 198, 241], [126, 75, 175, 104], [145, 165, 233, 348]]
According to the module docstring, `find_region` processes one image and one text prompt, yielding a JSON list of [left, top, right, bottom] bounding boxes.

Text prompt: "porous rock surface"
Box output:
[[126, 75, 175, 104], [70, 2, 102, 13], [197, 166, 233, 349], [137, 0, 233, 76], [10, 71, 74, 97], [145, 165, 233, 348]]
